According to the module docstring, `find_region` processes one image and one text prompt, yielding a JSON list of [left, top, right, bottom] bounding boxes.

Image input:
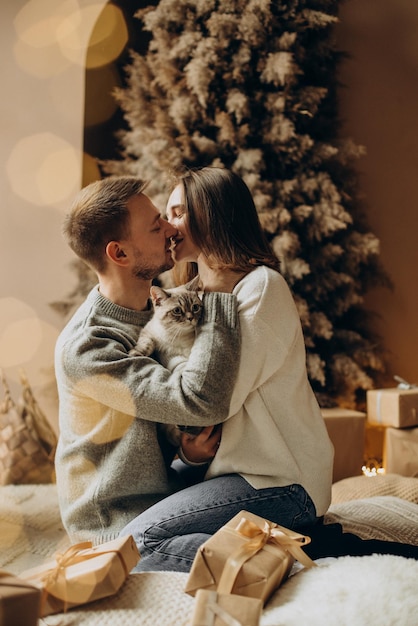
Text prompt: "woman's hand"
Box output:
[[180, 424, 222, 463]]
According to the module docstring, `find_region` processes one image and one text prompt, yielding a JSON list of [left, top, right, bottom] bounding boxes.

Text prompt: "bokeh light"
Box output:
[[0, 299, 42, 368], [14, 0, 79, 47], [58, 3, 128, 69], [13, 1, 121, 75], [13, 0, 79, 77], [6, 133, 81, 206]]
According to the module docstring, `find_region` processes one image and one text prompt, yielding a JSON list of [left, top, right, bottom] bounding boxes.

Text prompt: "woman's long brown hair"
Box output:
[[171, 167, 281, 285]]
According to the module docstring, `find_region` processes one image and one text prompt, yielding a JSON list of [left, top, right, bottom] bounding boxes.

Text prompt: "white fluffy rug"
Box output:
[[261, 554, 418, 626]]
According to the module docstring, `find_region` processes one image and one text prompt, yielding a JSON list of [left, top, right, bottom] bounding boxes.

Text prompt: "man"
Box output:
[[54, 176, 240, 544]]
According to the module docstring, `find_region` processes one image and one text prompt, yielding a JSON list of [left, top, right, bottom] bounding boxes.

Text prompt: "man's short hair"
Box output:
[[63, 176, 148, 272]]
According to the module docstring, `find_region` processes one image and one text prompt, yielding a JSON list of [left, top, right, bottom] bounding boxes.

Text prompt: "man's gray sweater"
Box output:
[[54, 286, 239, 543]]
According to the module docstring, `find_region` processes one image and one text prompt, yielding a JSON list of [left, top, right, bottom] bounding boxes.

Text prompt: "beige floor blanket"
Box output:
[[1, 483, 418, 625]]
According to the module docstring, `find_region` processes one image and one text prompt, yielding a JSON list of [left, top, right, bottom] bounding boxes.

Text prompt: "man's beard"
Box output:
[[132, 259, 174, 281]]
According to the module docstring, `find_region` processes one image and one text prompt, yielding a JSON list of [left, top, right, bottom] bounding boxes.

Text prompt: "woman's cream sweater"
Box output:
[[206, 266, 334, 517]]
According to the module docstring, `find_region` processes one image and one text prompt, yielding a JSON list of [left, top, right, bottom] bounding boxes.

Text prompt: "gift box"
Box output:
[[384, 427, 418, 477], [0, 570, 41, 626], [321, 408, 366, 482], [20, 535, 140, 616], [367, 388, 418, 428], [184, 510, 314, 604], [191, 589, 263, 626]]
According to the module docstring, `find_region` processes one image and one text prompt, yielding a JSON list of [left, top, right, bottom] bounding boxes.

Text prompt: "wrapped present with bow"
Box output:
[[191, 589, 263, 626], [185, 510, 315, 604], [0, 570, 41, 626], [19, 535, 140, 616]]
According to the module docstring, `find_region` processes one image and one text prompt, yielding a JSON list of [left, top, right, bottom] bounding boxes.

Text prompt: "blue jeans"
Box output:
[[120, 473, 318, 572]]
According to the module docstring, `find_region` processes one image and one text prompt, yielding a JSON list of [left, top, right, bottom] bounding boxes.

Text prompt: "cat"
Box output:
[[130, 283, 205, 448], [130, 283, 203, 368]]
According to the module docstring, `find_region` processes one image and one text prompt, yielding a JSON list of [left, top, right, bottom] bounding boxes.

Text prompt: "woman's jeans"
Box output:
[[120, 473, 318, 572]]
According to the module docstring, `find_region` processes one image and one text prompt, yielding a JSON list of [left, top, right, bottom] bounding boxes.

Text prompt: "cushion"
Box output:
[[325, 495, 418, 543], [331, 473, 418, 504]]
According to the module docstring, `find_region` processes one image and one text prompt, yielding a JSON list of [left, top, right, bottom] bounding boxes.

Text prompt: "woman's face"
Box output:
[[166, 184, 200, 262]]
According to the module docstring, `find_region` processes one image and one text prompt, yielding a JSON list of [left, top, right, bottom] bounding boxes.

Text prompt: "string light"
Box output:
[[362, 459, 385, 477]]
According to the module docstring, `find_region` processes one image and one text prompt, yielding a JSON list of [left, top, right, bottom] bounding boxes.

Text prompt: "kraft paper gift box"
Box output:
[[321, 408, 366, 482], [191, 589, 263, 626], [0, 570, 41, 626], [384, 427, 418, 477], [184, 510, 314, 604], [367, 388, 418, 428], [20, 535, 140, 616]]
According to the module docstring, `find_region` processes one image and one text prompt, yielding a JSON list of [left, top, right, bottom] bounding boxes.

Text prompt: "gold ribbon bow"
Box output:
[[217, 517, 315, 595], [24, 541, 129, 613], [42, 542, 94, 594]]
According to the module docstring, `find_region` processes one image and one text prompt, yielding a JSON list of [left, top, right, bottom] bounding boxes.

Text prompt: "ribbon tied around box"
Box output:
[[19, 535, 140, 616], [217, 516, 315, 595]]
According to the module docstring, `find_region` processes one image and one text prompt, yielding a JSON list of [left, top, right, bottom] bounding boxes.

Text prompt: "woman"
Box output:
[[167, 166, 334, 520], [121, 166, 335, 572]]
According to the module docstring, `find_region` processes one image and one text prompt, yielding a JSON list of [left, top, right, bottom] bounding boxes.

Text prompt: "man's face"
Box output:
[[124, 193, 177, 280]]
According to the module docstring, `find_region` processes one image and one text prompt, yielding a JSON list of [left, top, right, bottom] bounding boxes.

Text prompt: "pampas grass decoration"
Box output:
[[97, 0, 391, 407]]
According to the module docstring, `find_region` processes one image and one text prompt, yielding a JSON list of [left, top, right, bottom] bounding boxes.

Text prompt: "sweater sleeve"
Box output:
[[56, 291, 240, 427]]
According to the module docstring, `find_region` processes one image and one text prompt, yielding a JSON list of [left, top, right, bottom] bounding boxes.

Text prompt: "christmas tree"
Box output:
[[99, 0, 389, 407]]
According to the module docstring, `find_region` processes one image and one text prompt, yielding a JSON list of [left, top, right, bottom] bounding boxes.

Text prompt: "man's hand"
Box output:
[[180, 424, 222, 464]]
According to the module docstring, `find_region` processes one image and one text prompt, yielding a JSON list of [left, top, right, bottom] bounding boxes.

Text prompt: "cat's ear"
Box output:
[[150, 285, 170, 306], [186, 275, 203, 292]]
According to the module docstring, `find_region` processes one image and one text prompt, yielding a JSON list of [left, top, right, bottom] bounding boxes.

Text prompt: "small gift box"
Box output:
[[321, 408, 366, 481], [0, 570, 41, 626], [384, 426, 418, 477], [191, 589, 263, 626], [185, 510, 314, 604], [20, 535, 140, 616], [367, 388, 418, 428]]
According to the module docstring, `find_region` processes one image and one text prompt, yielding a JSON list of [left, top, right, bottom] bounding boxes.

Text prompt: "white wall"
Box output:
[[0, 0, 107, 431]]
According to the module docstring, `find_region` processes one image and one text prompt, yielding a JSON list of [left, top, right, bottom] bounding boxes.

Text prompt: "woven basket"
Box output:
[[0, 370, 57, 485]]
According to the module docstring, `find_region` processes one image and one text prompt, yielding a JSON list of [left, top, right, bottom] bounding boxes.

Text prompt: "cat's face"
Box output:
[[150, 285, 202, 333]]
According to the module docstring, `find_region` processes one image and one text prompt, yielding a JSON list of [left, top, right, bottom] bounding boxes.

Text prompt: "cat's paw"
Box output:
[[130, 335, 155, 357], [129, 347, 147, 356]]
